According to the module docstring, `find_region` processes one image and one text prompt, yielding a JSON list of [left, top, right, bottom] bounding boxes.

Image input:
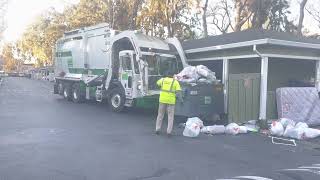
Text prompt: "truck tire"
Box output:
[[72, 84, 84, 103], [109, 88, 125, 112], [63, 86, 72, 101]]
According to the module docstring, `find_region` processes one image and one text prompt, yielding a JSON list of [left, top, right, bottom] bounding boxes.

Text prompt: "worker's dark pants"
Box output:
[[156, 103, 175, 134]]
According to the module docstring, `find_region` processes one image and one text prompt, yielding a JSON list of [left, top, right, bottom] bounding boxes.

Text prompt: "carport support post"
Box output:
[[259, 56, 268, 120], [316, 60, 320, 91], [222, 58, 229, 114]]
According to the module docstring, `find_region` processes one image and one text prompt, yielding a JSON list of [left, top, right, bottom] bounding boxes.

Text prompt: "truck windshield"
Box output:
[[142, 55, 179, 76]]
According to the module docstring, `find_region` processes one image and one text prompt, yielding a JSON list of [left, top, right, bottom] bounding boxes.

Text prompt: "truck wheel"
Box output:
[[109, 88, 125, 112], [63, 86, 72, 101], [72, 84, 84, 103]]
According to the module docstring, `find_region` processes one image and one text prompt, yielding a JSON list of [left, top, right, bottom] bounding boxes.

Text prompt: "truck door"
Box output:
[[119, 53, 134, 98]]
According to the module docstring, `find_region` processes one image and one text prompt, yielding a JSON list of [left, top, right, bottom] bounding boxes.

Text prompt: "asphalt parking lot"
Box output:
[[0, 77, 320, 180]]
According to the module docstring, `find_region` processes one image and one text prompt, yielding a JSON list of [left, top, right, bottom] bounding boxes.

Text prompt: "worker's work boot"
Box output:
[[155, 130, 160, 135]]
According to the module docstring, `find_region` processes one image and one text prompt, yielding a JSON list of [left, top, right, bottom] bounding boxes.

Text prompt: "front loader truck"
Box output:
[[53, 23, 188, 112]]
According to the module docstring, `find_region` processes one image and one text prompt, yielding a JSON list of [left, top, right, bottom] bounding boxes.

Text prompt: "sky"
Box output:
[[2, 0, 319, 42], [3, 0, 79, 42]]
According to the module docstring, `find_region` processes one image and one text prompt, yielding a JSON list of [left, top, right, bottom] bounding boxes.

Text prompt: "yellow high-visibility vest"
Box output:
[[157, 77, 181, 105]]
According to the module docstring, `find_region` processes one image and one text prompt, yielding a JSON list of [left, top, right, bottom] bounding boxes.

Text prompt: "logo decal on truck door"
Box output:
[[122, 73, 129, 80]]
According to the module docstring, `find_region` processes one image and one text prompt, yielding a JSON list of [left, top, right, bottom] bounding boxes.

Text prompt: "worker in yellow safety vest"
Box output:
[[155, 73, 182, 136]]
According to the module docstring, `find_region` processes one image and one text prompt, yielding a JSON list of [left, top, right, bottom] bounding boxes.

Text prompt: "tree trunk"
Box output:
[[298, 0, 308, 35], [234, 0, 243, 32], [165, 0, 173, 37], [202, 0, 209, 37], [107, 0, 114, 28], [129, 0, 142, 30]]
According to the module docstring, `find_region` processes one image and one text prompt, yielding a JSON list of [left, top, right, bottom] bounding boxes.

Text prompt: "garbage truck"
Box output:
[[53, 23, 188, 112]]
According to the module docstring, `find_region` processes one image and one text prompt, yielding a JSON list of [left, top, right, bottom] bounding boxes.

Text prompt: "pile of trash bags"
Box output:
[[175, 65, 217, 84], [183, 117, 256, 137], [182, 117, 320, 140], [270, 118, 320, 140]]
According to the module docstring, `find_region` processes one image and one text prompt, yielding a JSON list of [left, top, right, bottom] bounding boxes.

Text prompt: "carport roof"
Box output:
[[182, 29, 320, 51]]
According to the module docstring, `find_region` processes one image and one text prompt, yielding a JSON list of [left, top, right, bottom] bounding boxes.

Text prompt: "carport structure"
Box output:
[[182, 29, 320, 123]]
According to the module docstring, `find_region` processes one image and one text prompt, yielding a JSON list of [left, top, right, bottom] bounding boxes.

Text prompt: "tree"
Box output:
[[234, 0, 253, 31], [297, 0, 308, 35], [207, 0, 254, 33], [306, 2, 320, 29], [137, 0, 199, 39], [207, 0, 294, 34], [17, 10, 62, 67], [66, 0, 108, 29], [17, 0, 113, 67], [112, 0, 131, 30], [267, 0, 293, 32], [208, 0, 233, 34], [202, 0, 209, 37], [1, 44, 18, 72], [249, 0, 273, 29], [129, 0, 144, 30]]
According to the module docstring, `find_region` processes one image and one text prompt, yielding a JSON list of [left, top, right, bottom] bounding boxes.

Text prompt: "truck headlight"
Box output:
[[137, 84, 142, 90]]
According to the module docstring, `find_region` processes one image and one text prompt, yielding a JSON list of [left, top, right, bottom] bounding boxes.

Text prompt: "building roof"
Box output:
[[182, 29, 320, 50]]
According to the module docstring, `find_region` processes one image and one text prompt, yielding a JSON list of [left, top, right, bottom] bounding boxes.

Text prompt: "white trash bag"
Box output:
[[239, 126, 248, 134], [196, 65, 216, 81], [284, 126, 320, 140], [283, 124, 297, 138], [225, 123, 240, 135], [176, 66, 199, 82], [183, 123, 201, 137], [201, 125, 225, 134], [283, 127, 306, 140], [186, 117, 204, 128], [196, 65, 210, 77], [295, 122, 309, 129], [303, 128, 320, 139], [280, 118, 295, 128], [270, 121, 284, 136]]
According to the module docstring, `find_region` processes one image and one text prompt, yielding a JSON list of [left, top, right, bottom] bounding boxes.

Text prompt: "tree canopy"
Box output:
[[1, 0, 319, 69]]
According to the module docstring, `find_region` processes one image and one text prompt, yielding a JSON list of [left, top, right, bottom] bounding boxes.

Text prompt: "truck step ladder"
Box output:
[[125, 99, 134, 107], [95, 86, 103, 102]]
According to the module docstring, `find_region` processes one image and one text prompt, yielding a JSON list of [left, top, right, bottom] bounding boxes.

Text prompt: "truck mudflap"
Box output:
[[53, 83, 59, 94]]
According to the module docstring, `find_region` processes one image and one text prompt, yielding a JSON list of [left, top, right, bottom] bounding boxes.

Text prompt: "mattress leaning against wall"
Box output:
[[276, 87, 320, 126]]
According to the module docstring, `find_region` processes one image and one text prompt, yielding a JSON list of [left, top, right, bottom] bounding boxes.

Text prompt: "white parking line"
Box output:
[[281, 169, 320, 175], [299, 166, 320, 169], [234, 176, 273, 180], [217, 163, 320, 179]]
